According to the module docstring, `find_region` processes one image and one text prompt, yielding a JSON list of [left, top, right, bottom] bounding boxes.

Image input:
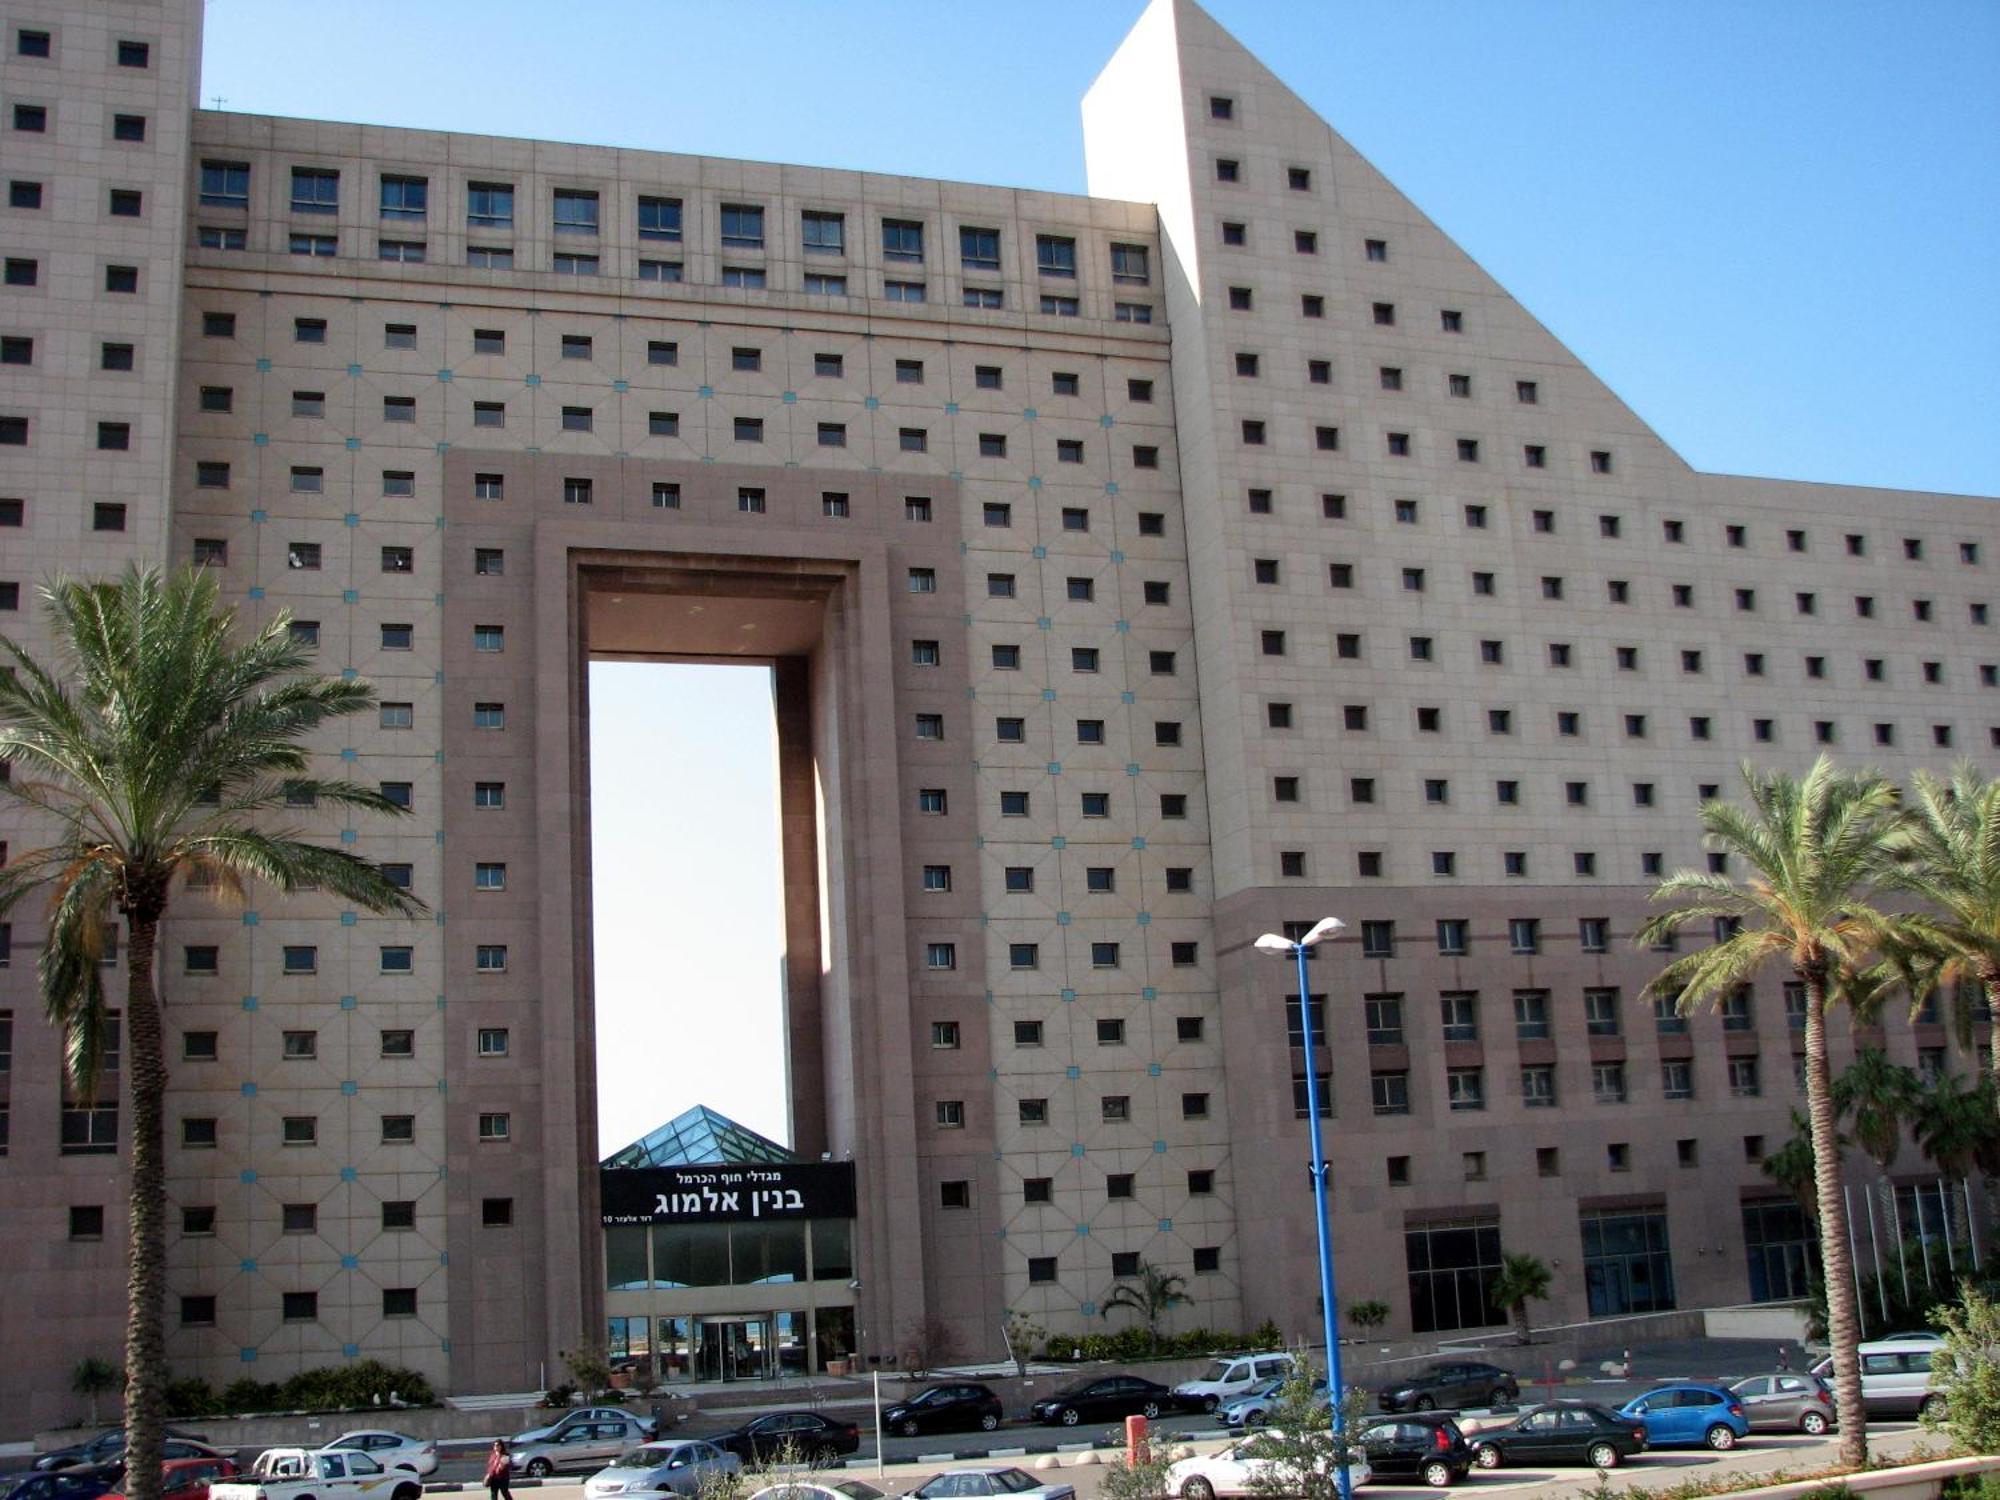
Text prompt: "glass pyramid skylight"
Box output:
[[601, 1103, 795, 1168]]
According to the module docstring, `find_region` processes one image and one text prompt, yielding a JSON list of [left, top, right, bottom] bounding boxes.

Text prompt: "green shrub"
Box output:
[[163, 1377, 217, 1418], [219, 1378, 282, 1413], [543, 1382, 579, 1409], [1927, 1284, 2000, 1454], [1247, 1318, 1284, 1351]]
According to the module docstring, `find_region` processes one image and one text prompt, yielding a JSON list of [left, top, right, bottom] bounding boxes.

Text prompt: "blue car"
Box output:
[[1620, 1384, 1751, 1451]]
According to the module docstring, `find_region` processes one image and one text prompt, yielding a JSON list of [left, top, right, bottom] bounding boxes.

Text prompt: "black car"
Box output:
[[1029, 1376, 1182, 1427], [1376, 1362, 1519, 1413], [1469, 1404, 1649, 1470], [0, 1473, 119, 1500], [882, 1384, 1006, 1437], [1354, 1416, 1474, 1488], [711, 1411, 861, 1465], [34, 1435, 212, 1474]]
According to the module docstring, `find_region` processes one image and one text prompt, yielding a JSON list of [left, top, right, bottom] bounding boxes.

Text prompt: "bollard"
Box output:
[[1126, 1413, 1150, 1467]]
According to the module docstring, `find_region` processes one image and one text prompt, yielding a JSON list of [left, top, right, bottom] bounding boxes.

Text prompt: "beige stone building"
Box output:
[[0, 0, 1993, 1423]]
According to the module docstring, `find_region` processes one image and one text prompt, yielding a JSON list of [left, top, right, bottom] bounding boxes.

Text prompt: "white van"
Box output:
[[1810, 1333, 1944, 1417], [1175, 1352, 1299, 1412]]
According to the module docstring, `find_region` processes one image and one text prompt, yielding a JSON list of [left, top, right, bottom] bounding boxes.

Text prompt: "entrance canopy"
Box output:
[[603, 1103, 795, 1169]]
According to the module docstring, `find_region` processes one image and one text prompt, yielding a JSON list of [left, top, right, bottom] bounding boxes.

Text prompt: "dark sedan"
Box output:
[[1469, 1404, 1648, 1470], [1029, 1376, 1183, 1427], [1355, 1416, 1474, 1488], [882, 1384, 1006, 1437], [34, 1435, 212, 1474], [0, 1474, 119, 1500], [1376, 1362, 1519, 1413], [711, 1412, 861, 1465]]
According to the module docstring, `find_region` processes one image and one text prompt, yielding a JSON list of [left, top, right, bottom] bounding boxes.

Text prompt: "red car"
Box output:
[[101, 1456, 240, 1500]]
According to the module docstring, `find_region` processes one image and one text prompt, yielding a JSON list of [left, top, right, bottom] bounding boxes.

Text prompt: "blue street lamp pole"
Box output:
[[1257, 917, 1351, 1500]]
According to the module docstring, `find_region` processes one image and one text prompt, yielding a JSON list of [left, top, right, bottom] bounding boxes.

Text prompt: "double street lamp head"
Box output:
[[1254, 916, 1344, 955]]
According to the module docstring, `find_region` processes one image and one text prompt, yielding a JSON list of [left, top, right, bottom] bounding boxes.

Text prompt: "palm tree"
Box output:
[[0, 567, 424, 1500], [70, 1357, 122, 1426], [1890, 765, 2000, 1100], [1637, 756, 1905, 1468], [1910, 1072, 2000, 1183], [1489, 1253, 1551, 1346], [1762, 1110, 1827, 1215], [1833, 1049, 1919, 1171], [1099, 1258, 1191, 1348]]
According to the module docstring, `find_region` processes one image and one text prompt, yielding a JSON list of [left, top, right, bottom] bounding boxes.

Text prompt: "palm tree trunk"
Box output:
[[122, 913, 167, 1500], [1512, 1303, 1529, 1346], [1804, 973, 1868, 1467]]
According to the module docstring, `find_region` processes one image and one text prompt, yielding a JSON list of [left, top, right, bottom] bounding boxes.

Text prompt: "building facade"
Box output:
[[0, 0, 1994, 1426]]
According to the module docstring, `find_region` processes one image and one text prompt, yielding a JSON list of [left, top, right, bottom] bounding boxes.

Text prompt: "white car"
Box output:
[[1177, 1354, 1299, 1414], [321, 1434, 439, 1478], [582, 1441, 739, 1499], [1168, 1434, 1370, 1500], [909, 1469, 1076, 1500], [515, 1408, 657, 1445], [747, 1484, 889, 1500]]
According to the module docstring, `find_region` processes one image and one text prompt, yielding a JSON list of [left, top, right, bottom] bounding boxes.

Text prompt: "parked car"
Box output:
[[745, 1482, 887, 1500], [1376, 1362, 1519, 1413], [35, 1434, 214, 1473], [1620, 1385, 1750, 1451], [1168, 1434, 1369, 1499], [0, 1472, 120, 1500], [319, 1435, 437, 1478], [1175, 1353, 1299, 1414], [1469, 1404, 1649, 1470], [709, 1412, 861, 1465], [99, 1457, 241, 1500], [1220, 1377, 1327, 1430], [515, 1407, 658, 1446], [909, 1467, 1076, 1500], [1811, 1335, 1947, 1418], [1029, 1376, 1184, 1427], [881, 1384, 1007, 1436], [1354, 1415, 1474, 1488], [581, 1441, 739, 1499], [512, 1416, 656, 1477], [1729, 1374, 1837, 1434], [211, 1450, 418, 1500]]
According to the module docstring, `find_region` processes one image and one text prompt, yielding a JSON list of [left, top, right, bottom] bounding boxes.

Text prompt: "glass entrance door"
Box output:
[[696, 1316, 771, 1381]]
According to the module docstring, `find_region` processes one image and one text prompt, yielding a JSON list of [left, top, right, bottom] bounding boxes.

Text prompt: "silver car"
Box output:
[[910, 1469, 1076, 1500], [1730, 1373, 1837, 1434], [1220, 1377, 1327, 1430], [582, 1442, 740, 1499], [512, 1417, 655, 1477], [515, 1408, 657, 1446]]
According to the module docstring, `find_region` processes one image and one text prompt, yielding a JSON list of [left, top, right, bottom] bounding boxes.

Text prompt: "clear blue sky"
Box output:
[[199, 1, 1998, 1145]]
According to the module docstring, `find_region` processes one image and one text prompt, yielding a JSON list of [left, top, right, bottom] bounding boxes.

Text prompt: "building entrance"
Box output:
[[696, 1317, 770, 1382]]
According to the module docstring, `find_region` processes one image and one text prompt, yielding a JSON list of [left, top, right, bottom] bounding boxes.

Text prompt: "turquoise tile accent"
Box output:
[[1159, 1217, 1172, 1229], [997, 1228, 1008, 1240], [347, 363, 363, 377], [1155, 1143, 1169, 1156], [988, 1066, 999, 1080], [343, 1343, 360, 1358], [340, 1166, 357, 1182], [698, 384, 713, 398], [1048, 762, 1062, 776], [343, 513, 359, 527], [438, 1252, 449, 1267], [435, 441, 450, 454], [1121, 690, 1135, 704], [983, 990, 994, 1003], [343, 589, 358, 603], [1126, 764, 1141, 777], [1106, 482, 1119, 495], [340, 1081, 358, 1096], [1142, 986, 1157, 1001], [340, 748, 357, 760], [339, 995, 357, 1010], [1148, 1062, 1162, 1076], [249, 509, 267, 523], [239, 1169, 257, 1184], [1136, 912, 1151, 926], [1037, 617, 1052, 631], [1132, 836, 1148, 850], [434, 907, 447, 922], [1065, 1064, 1080, 1079], [1071, 1143, 1086, 1157], [525, 373, 541, 386], [1023, 408, 1037, 421], [1051, 836, 1066, 850], [1116, 620, 1130, 634], [1027, 476, 1042, 489], [240, 1258, 257, 1273], [341, 910, 358, 926], [1081, 1300, 1097, 1316], [241, 994, 258, 1010], [240, 1082, 257, 1097], [1056, 911, 1071, 926], [943, 401, 959, 415], [978, 913, 990, 927], [345, 436, 360, 450], [1100, 414, 1114, 428], [781, 390, 795, 403], [252, 431, 269, 445], [1076, 1223, 1090, 1236], [240, 1348, 258, 1363], [1042, 687, 1056, 701], [1061, 988, 1077, 1003], [613, 379, 630, 393], [242, 912, 260, 926], [340, 668, 357, 682], [340, 1253, 358, 1269], [1109, 550, 1124, 563], [247, 586, 266, 600], [437, 369, 452, 382], [255, 358, 272, 373]]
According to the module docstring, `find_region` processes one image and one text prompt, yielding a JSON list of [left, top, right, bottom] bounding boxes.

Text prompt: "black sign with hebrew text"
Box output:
[[600, 1162, 857, 1225]]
